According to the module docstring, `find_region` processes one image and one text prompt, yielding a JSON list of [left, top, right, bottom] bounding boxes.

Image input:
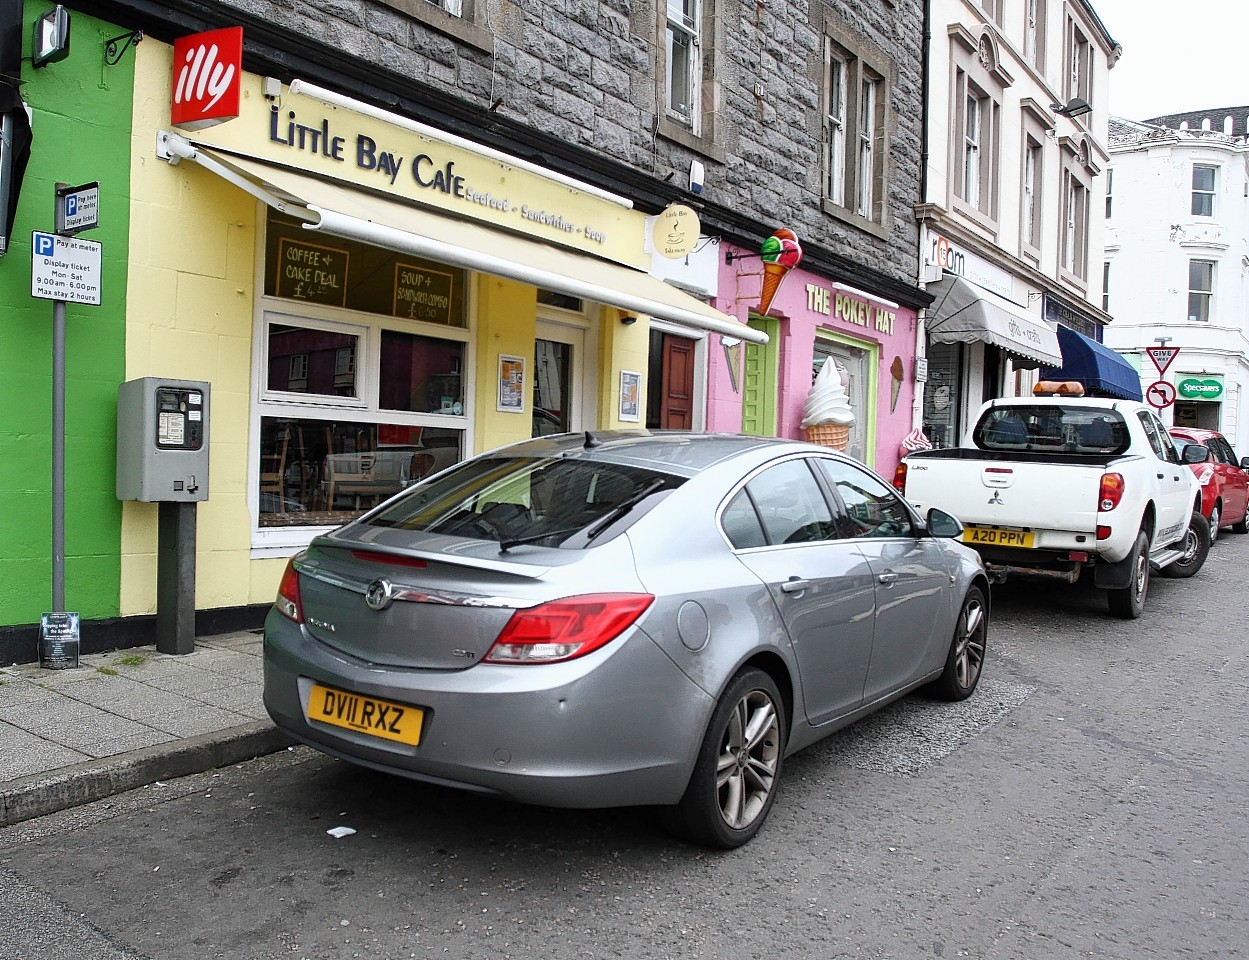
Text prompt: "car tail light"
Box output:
[[1096, 525, 1112, 541], [352, 549, 427, 568], [485, 593, 655, 665], [1099, 473, 1125, 511], [1068, 551, 1090, 562], [1197, 466, 1215, 486], [275, 557, 303, 623], [892, 461, 908, 493]]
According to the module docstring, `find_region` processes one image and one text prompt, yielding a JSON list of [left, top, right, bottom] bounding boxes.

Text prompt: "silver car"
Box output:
[[264, 432, 988, 848]]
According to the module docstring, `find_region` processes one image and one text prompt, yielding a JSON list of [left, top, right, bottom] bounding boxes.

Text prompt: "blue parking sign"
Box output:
[[34, 232, 55, 257]]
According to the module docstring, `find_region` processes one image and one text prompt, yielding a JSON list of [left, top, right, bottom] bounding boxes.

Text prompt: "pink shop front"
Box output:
[[706, 247, 920, 478]]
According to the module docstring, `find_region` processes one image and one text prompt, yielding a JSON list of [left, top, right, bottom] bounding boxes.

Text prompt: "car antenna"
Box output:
[[584, 431, 601, 449]]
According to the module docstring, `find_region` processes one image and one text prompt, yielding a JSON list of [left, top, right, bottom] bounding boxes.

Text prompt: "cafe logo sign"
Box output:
[[1177, 377, 1224, 401], [171, 27, 243, 131]]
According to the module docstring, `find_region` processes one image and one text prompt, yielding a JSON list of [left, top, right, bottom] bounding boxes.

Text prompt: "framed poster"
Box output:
[[619, 370, 641, 422], [497, 354, 526, 413]]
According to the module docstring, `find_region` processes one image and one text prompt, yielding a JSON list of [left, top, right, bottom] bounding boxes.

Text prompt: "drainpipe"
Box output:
[[913, 0, 933, 437]]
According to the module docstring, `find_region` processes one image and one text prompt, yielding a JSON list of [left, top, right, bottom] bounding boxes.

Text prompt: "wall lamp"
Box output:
[[1051, 97, 1092, 119], [620, 315, 638, 326], [33, 4, 70, 68]]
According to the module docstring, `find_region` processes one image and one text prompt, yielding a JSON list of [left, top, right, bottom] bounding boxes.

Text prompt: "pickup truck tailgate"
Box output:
[[904, 456, 1105, 534]]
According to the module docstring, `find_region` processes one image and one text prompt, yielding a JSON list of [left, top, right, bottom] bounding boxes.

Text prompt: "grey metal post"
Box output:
[[156, 501, 196, 654], [52, 182, 66, 611]]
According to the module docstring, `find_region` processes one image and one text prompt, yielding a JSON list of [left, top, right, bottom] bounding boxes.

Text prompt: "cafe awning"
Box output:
[[924, 274, 1061, 367], [1041, 325, 1143, 401], [158, 132, 767, 344]]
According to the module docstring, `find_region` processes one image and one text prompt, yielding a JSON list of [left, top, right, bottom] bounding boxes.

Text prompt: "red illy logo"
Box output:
[[171, 27, 243, 131]]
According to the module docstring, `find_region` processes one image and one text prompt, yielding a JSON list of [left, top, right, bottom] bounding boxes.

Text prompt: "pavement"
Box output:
[[0, 630, 293, 828]]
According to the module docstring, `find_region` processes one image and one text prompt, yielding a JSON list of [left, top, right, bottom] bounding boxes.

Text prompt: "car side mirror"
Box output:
[[926, 507, 964, 538], [1241, 456, 1249, 470], [1182, 445, 1211, 464]]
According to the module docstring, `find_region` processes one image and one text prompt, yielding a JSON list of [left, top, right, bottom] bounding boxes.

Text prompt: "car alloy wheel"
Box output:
[[928, 586, 987, 701], [1208, 505, 1220, 543], [664, 667, 786, 849]]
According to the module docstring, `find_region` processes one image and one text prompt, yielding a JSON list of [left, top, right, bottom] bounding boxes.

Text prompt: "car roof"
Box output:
[[1169, 426, 1222, 441], [484, 430, 819, 476]]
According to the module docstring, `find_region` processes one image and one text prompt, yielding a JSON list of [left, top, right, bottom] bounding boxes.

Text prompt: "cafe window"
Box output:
[[256, 210, 471, 535]]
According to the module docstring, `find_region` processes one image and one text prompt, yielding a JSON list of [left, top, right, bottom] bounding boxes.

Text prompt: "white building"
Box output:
[[917, 0, 1126, 448], [1102, 108, 1249, 452]]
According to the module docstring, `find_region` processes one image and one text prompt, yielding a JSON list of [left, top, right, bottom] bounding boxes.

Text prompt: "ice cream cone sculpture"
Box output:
[[800, 359, 855, 451], [758, 228, 802, 317], [889, 356, 905, 412]]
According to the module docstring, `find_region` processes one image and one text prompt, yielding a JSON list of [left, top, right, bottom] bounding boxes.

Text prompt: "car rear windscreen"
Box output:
[[974, 406, 1130, 455]]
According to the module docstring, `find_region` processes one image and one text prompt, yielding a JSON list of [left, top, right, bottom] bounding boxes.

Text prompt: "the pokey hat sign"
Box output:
[[171, 27, 243, 131]]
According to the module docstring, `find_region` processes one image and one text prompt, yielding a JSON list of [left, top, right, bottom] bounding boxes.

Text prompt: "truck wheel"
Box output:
[[1160, 510, 1210, 579], [1107, 531, 1149, 619]]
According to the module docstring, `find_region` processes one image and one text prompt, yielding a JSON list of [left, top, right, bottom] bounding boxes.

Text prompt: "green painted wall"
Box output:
[[0, 4, 133, 625]]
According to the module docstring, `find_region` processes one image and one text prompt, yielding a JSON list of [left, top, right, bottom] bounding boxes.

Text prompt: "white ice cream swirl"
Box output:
[[800, 360, 855, 428]]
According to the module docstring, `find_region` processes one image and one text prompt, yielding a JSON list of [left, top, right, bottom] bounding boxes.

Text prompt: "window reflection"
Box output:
[[258, 417, 463, 526], [379, 330, 465, 414], [267, 324, 359, 397]]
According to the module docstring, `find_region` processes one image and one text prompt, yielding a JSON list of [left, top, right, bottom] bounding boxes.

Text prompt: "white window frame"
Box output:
[[856, 76, 878, 218], [1105, 167, 1113, 218], [1066, 17, 1092, 108], [1061, 174, 1088, 279], [826, 51, 847, 208], [251, 217, 476, 556], [665, 0, 701, 130], [1191, 164, 1217, 217], [1022, 139, 1041, 250], [1188, 259, 1215, 322], [1024, 0, 1045, 69], [964, 91, 982, 209]]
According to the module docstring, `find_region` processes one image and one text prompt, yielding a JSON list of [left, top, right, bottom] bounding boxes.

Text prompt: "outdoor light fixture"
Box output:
[[33, 4, 70, 68], [1051, 96, 1092, 119], [620, 315, 638, 325]]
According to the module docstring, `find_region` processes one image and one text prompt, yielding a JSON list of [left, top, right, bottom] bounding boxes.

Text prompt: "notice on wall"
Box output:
[[393, 263, 455, 323], [276, 238, 349, 306]]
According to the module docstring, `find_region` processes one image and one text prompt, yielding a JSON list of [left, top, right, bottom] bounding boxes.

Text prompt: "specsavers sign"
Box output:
[[184, 74, 647, 269], [1177, 376, 1224, 401]]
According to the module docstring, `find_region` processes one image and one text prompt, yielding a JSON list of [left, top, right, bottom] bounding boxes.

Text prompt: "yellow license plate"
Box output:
[[308, 683, 424, 746], [963, 526, 1035, 548]]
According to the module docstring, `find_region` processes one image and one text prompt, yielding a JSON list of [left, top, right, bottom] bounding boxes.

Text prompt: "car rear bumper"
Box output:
[[262, 609, 714, 808]]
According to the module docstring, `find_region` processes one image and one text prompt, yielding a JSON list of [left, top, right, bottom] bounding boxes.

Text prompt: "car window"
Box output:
[[364, 455, 682, 548], [1137, 412, 1174, 462], [721, 489, 768, 549], [736, 459, 836, 547], [812, 457, 915, 539], [974, 405, 1129, 454], [1211, 438, 1235, 465]]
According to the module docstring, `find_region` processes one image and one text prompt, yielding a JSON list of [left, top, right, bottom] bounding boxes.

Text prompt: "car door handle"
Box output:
[[878, 572, 898, 585], [780, 578, 810, 593]]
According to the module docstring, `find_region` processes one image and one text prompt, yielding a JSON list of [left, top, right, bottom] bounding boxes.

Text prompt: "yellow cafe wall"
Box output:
[[119, 38, 660, 618]]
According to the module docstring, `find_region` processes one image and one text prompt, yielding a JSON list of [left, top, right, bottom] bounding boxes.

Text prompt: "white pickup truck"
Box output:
[[893, 390, 1210, 618]]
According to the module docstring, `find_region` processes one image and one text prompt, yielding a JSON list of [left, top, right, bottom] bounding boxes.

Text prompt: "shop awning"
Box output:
[[1041, 325, 1143, 401], [924, 274, 1061, 368], [158, 133, 767, 344]]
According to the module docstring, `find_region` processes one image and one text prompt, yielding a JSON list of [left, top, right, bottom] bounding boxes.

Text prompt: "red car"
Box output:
[[1169, 427, 1249, 541]]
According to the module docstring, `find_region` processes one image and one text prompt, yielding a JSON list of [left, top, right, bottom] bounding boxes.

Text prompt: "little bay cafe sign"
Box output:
[[1176, 375, 1224, 401], [172, 44, 646, 269]]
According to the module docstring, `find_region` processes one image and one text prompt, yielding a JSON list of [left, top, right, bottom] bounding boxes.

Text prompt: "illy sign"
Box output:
[[171, 27, 243, 131]]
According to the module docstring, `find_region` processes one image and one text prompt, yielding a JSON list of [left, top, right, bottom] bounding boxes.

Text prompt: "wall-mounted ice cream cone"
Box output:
[[806, 422, 851, 450]]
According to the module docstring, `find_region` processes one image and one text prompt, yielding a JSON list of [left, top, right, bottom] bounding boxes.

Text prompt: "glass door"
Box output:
[[533, 321, 585, 436]]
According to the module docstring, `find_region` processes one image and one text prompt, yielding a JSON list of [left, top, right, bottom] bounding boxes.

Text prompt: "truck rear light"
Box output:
[[275, 557, 303, 623], [1096, 525, 1112, 541], [1068, 551, 1090, 562], [1099, 473, 1125, 511], [892, 461, 908, 493], [484, 593, 655, 664]]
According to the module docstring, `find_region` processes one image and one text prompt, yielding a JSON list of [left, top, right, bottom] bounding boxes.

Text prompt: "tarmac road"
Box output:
[[2, 534, 1247, 960]]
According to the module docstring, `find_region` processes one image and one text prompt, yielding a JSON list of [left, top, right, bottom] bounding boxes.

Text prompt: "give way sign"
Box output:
[[1147, 346, 1180, 375]]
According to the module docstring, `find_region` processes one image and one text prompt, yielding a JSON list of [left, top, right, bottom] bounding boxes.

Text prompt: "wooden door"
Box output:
[[658, 334, 695, 429]]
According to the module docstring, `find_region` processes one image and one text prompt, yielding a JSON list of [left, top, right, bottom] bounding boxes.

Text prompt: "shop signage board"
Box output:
[[1177, 376, 1224, 401], [187, 77, 647, 268], [31, 232, 102, 305], [393, 262, 454, 323], [39, 611, 79, 669], [171, 27, 243, 131], [275, 236, 348, 306], [1147, 346, 1180, 375]]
